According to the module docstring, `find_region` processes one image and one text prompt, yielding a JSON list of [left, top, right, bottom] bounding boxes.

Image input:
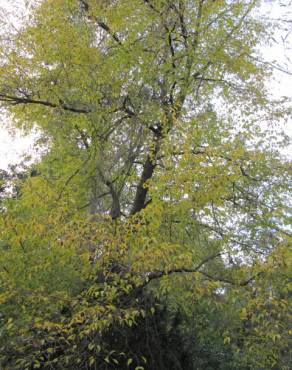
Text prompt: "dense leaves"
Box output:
[[0, 0, 291, 369]]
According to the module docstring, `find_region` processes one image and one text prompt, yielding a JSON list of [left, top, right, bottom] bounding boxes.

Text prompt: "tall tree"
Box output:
[[0, 1, 291, 369]]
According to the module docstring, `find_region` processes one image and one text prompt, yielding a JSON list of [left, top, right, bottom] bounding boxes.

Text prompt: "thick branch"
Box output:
[[105, 180, 121, 219], [142, 0, 161, 14], [0, 93, 90, 114], [97, 169, 121, 219], [80, 0, 122, 46], [130, 133, 161, 215], [96, 20, 122, 46]]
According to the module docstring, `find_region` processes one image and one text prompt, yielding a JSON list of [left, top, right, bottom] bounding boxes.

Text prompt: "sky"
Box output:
[[0, 0, 291, 170]]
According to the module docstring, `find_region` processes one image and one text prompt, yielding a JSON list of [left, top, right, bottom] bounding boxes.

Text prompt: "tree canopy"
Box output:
[[0, 1, 291, 369]]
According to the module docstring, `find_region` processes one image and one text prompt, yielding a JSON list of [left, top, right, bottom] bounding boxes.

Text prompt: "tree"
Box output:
[[0, 0, 291, 369]]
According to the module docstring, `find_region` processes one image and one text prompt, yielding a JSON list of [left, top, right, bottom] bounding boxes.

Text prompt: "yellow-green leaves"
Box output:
[[0, 0, 291, 369]]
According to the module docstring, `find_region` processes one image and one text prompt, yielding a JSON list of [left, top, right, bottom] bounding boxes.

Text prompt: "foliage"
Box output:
[[0, 0, 291, 369]]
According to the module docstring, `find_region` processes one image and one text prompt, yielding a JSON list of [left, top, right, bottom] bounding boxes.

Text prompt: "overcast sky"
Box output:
[[0, 0, 291, 170]]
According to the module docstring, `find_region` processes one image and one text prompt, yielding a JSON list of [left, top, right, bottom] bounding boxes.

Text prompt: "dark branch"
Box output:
[[142, 0, 161, 14], [56, 155, 92, 202], [143, 251, 263, 288], [97, 170, 121, 219], [200, 271, 264, 287], [145, 252, 222, 282], [105, 180, 121, 219], [0, 93, 90, 114], [80, 0, 122, 46], [74, 125, 90, 149], [130, 132, 161, 215], [96, 20, 123, 46]]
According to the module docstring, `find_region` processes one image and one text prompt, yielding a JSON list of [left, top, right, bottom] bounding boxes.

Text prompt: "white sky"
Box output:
[[0, 0, 291, 170]]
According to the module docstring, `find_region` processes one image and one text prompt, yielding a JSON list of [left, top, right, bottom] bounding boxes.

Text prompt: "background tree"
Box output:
[[0, 0, 291, 369]]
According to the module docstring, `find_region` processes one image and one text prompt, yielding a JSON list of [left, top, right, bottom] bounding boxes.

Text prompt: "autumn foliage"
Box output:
[[0, 1, 291, 369]]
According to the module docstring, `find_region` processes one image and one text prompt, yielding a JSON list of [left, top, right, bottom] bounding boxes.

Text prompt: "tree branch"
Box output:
[[145, 252, 223, 282], [80, 0, 123, 46], [142, 251, 263, 288], [142, 0, 161, 15], [130, 131, 161, 215], [97, 169, 121, 219], [0, 93, 90, 113]]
